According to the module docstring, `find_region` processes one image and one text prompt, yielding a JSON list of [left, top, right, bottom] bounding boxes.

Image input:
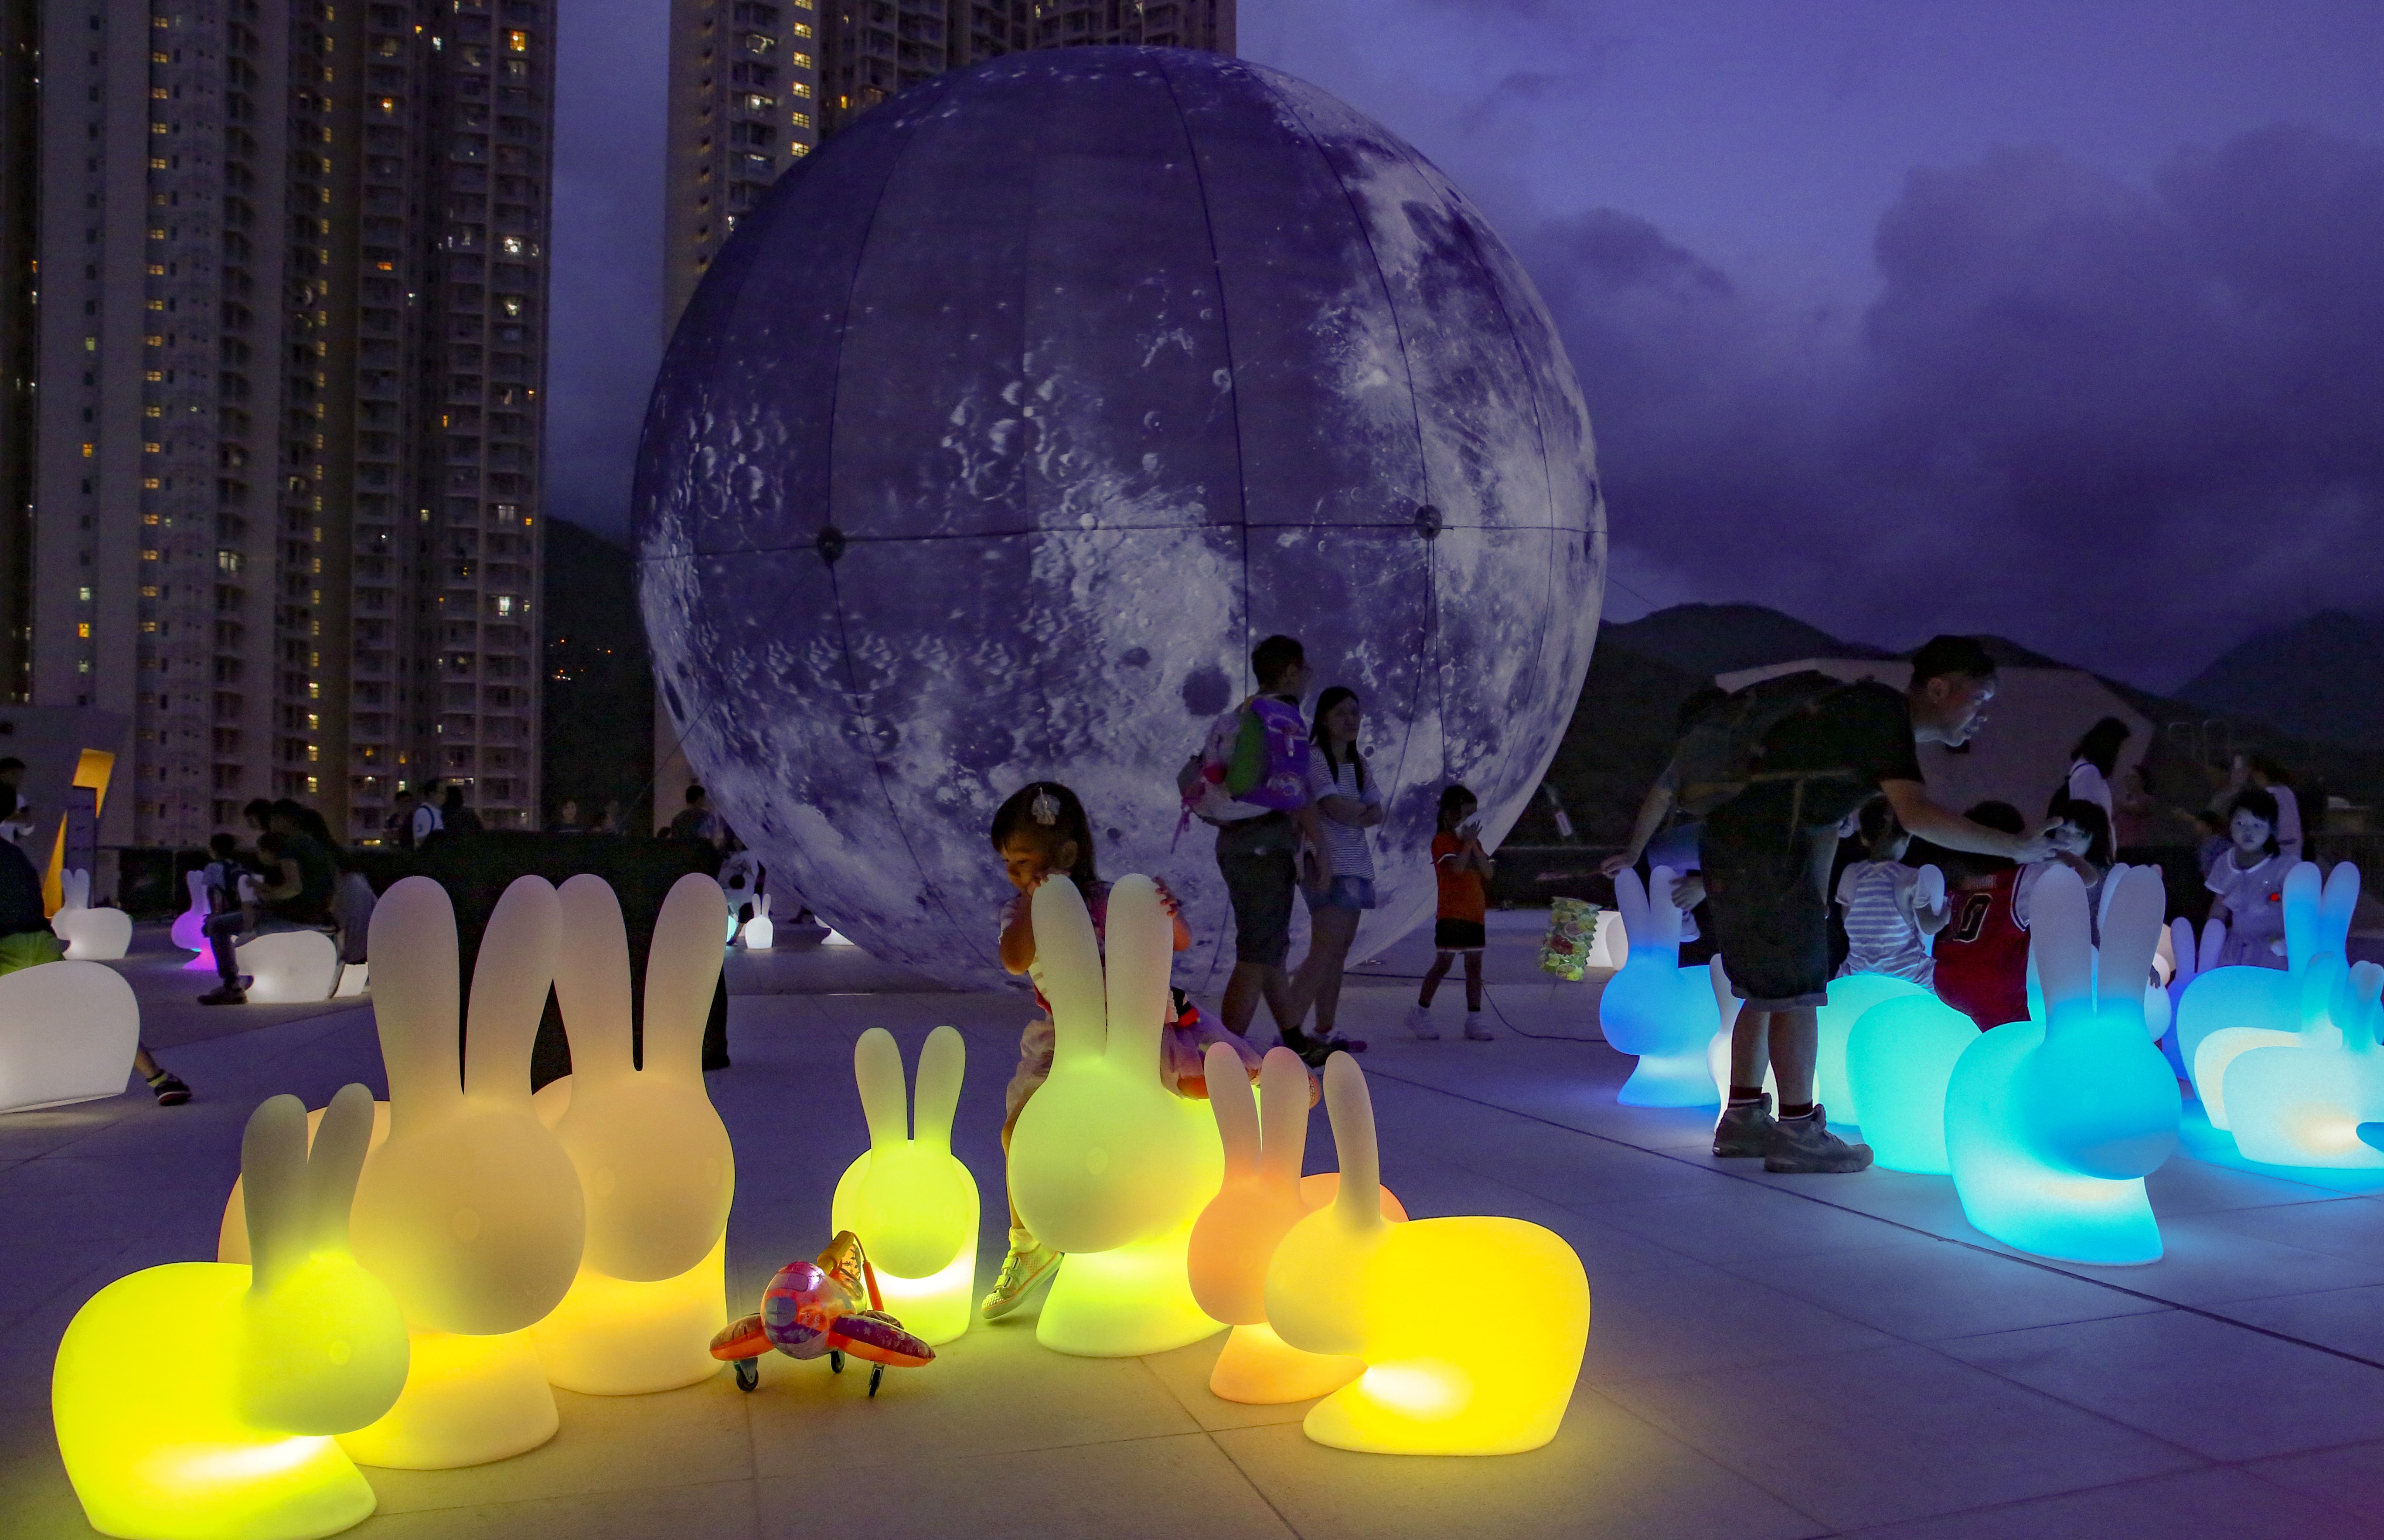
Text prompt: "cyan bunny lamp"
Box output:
[[2159, 916, 2223, 1077], [1267, 1054, 1589, 1455], [1598, 868, 1715, 1106], [1007, 874, 1225, 1357], [2215, 954, 2384, 1168], [1811, 971, 1930, 1125], [56, 1085, 409, 1540], [1946, 865, 2180, 1265], [341, 876, 587, 1468], [829, 1024, 980, 1345], [1842, 991, 1977, 1174], [530, 873, 736, 1394], [2189, 863, 2357, 1127], [1190, 1044, 1405, 1404]]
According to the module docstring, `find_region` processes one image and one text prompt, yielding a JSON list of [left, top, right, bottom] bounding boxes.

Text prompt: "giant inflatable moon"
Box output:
[[635, 47, 1604, 992]]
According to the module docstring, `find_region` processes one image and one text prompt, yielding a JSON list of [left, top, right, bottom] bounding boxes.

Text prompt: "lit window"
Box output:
[[77, 623, 91, 638], [505, 29, 528, 50], [502, 235, 523, 254], [790, 110, 809, 127], [496, 596, 513, 616]]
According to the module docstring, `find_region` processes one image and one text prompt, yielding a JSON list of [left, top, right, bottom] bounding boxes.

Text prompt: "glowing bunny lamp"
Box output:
[[2214, 956, 2384, 1169], [828, 1024, 979, 1346], [1190, 1043, 1405, 1404], [1812, 971, 1930, 1125], [55, 1085, 408, 1540], [2159, 917, 2224, 1077], [1007, 874, 1225, 1357], [341, 876, 586, 1468], [1268, 1054, 1588, 1455], [1842, 992, 1977, 1174], [743, 892, 775, 951], [1598, 868, 1715, 1106], [0, 959, 139, 1114], [55, 868, 132, 961], [1945, 865, 2179, 1264], [177, 869, 218, 970], [2189, 864, 2357, 1127], [529, 873, 736, 1394]]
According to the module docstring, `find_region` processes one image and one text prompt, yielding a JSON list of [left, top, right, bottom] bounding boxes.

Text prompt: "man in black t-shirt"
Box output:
[[1673, 637, 2052, 1172]]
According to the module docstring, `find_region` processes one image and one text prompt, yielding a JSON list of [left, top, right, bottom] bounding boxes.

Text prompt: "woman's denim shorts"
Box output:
[[1304, 875, 1377, 912]]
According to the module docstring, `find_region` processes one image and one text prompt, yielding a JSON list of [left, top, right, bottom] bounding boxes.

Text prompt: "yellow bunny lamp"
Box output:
[[1007, 874, 1225, 1357], [1190, 1043, 1405, 1403], [342, 876, 587, 1468], [530, 873, 737, 1394], [55, 1085, 409, 1540], [830, 1025, 979, 1345], [1267, 1055, 1589, 1455]]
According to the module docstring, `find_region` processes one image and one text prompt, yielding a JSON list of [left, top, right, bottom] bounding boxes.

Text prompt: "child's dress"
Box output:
[[2208, 850, 2293, 969], [1000, 880, 1265, 1123], [1835, 860, 1935, 986]]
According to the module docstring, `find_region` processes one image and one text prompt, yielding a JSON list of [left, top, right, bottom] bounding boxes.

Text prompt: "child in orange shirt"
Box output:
[[1409, 784, 1495, 1041]]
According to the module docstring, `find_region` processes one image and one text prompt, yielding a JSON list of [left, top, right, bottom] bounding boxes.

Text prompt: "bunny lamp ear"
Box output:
[[462, 876, 562, 1106], [2198, 917, 2226, 974], [2097, 868, 2166, 1012], [2284, 863, 2324, 972], [852, 1028, 909, 1152], [1101, 876, 1172, 1084], [1257, 1047, 1308, 1186], [1915, 864, 1946, 914], [2168, 918, 2195, 986], [370, 876, 465, 1132], [1208, 1042, 1261, 1181], [1612, 869, 1649, 938], [242, 1094, 314, 1293], [643, 873, 728, 1078], [306, 1083, 378, 1256], [2322, 863, 2360, 956], [1648, 867, 1683, 946], [911, 1025, 964, 1156], [553, 874, 634, 1087], [1323, 1054, 1385, 1234], [2030, 865, 2094, 1019], [1030, 877, 1105, 1064]]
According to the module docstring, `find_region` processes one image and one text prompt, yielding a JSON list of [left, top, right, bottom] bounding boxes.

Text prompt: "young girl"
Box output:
[[1410, 785, 1495, 1041], [2207, 788, 2292, 970], [1834, 801, 1948, 985], [981, 780, 1260, 1320], [1285, 686, 1382, 1063]]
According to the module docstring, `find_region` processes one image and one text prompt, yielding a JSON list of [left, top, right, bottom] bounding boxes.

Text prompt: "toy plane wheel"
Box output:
[[868, 1365, 883, 1397], [829, 1349, 843, 1374], [733, 1359, 759, 1392]]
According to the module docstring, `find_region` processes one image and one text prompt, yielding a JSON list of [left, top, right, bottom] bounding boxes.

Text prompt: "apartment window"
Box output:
[[504, 28, 528, 50]]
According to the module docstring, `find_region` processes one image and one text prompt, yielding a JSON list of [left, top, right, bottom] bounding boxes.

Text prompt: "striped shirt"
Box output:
[[1305, 745, 1379, 882], [1835, 860, 1934, 985]]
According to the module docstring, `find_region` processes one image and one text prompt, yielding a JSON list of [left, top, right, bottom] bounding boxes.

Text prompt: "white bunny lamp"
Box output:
[[2213, 955, 2384, 1169], [55, 868, 132, 961], [1945, 865, 2180, 1264], [1190, 1043, 1406, 1404], [1597, 868, 1714, 1106], [2187, 863, 2354, 1125], [1006, 874, 1225, 1357], [1267, 1054, 1589, 1455], [238, 931, 342, 1004], [56, 1085, 409, 1540], [340, 876, 586, 1468], [0, 959, 139, 1114], [743, 891, 775, 951], [528, 873, 736, 1395], [829, 1024, 980, 1345]]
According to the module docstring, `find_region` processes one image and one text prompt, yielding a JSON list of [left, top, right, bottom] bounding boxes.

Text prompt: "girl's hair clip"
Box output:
[[1030, 788, 1060, 827]]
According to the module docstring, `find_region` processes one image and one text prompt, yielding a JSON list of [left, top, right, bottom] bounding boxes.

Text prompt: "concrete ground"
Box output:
[[5, 913, 2384, 1538]]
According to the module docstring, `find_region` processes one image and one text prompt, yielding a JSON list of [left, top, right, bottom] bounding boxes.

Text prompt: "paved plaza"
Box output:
[[5, 914, 2383, 1539]]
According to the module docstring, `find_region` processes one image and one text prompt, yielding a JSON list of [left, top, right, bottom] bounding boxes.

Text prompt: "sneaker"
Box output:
[[146, 1071, 192, 1107], [1404, 1004, 1441, 1041], [1463, 1013, 1495, 1041], [980, 1238, 1062, 1320], [198, 983, 247, 1006], [1764, 1106, 1873, 1174], [1712, 1094, 1774, 1158]]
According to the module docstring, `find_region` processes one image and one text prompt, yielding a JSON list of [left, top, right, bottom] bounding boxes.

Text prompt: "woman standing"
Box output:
[[2052, 716, 2130, 832], [1283, 686, 1382, 1066]]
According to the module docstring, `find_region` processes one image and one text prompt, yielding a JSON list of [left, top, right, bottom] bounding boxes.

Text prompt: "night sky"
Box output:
[[548, 0, 2384, 691]]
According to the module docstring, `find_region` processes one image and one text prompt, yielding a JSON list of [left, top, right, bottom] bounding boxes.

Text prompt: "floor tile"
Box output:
[[1938, 1310, 2384, 1461], [2209, 1284, 2384, 1365], [1837, 1465, 2374, 1539], [363, 1476, 759, 1540], [1728, 1235, 2170, 1342], [1579, 1182, 1923, 1267], [1579, 1264, 1899, 1386], [1140, 1335, 1319, 1432], [2183, 1196, 2384, 1264], [2244, 1437, 2384, 1523], [1212, 1388, 1825, 1540], [1603, 1342, 2198, 1531]]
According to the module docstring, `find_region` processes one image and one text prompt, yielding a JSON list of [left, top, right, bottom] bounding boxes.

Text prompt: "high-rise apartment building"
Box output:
[[14, 0, 553, 854]]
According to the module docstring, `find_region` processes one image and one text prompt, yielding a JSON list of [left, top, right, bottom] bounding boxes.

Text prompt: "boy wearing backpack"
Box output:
[[1181, 634, 1347, 1060], [1616, 637, 2054, 1173]]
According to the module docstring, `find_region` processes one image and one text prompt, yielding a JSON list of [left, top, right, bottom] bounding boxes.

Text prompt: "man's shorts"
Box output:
[[1216, 813, 1298, 969], [1700, 812, 1839, 1010]]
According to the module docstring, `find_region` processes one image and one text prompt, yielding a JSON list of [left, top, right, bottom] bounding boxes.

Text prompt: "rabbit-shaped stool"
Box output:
[[55, 1085, 409, 1540], [1267, 1054, 1588, 1455], [1946, 866, 2180, 1264], [1812, 971, 1930, 1124], [1190, 1043, 1405, 1404], [2159, 917, 2224, 1077], [175, 868, 214, 966], [2214, 954, 2384, 1169], [1007, 874, 1225, 1357], [55, 868, 133, 961], [0, 958, 139, 1114], [341, 876, 586, 1468], [1598, 868, 1715, 1106], [743, 891, 775, 951], [528, 873, 736, 1395], [829, 1024, 980, 1346], [1842, 991, 1977, 1174], [2187, 863, 2357, 1125]]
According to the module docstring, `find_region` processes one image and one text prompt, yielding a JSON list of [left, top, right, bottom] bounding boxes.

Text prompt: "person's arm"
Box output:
[[260, 857, 304, 903], [1461, 832, 1495, 878], [998, 890, 1036, 975], [1295, 802, 1335, 883], [1599, 770, 1676, 877], [1154, 879, 1193, 952], [1316, 794, 1369, 826], [1880, 780, 2054, 862]]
